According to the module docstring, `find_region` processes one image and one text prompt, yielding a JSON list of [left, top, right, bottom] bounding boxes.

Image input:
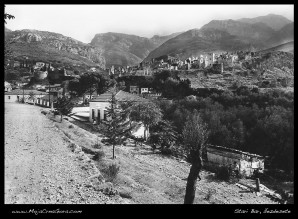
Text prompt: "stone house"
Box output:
[[130, 85, 139, 95], [206, 145, 265, 177], [5, 81, 12, 92], [46, 84, 63, 98]]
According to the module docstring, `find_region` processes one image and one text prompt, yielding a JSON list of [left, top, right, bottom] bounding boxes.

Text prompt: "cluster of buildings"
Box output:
[[105, 51, 256, 78]]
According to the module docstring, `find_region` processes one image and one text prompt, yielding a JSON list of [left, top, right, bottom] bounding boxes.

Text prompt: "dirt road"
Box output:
[[4, 103, 117, 204]]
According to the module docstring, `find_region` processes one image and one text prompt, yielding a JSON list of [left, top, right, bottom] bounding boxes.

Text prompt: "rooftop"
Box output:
[[5, 89, 48, 96], [207, 144, 264, 158], [90, 90, 149, 103]]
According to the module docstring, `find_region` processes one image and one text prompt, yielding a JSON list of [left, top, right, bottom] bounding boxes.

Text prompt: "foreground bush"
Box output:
[[93, 150, 105, 161], [101, 162, 120, 182]]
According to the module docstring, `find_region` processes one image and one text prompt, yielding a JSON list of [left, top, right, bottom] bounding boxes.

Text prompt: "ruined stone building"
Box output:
[[206, 145, 265, 177]]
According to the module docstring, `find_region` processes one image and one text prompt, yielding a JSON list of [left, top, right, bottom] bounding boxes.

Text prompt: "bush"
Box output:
[[215, 165, 231, 181], [68, 143, 76, 152], [93, 150, 105, 161], [160, 146, 173, 155], [102, 162, 120, 182], [68, 124, 74, 128]]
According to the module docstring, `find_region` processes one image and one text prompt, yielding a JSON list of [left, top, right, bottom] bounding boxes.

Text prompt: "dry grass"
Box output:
[[53, 118, 281, 204]]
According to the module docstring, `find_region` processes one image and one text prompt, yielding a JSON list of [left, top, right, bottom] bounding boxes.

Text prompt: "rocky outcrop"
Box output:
[[6, 29, 106, 69]]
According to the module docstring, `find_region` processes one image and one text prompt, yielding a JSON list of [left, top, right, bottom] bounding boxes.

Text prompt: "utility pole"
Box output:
[[48, 83, 51, 108], [22, 85, 24, 103]]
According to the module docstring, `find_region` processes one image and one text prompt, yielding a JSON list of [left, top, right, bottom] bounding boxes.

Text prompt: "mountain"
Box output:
[[144, 15, 294, 62], [260, 41, 294, 54], [5, 29, 106, 70], [237, 14, 292, 31], [143, 28, 251, 62], [200, 19, 276, 47], [90, 32, 182, 67], [267, 22, 294, 47]]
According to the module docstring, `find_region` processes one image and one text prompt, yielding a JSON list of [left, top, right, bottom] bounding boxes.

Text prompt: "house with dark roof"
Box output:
[[5, 89, 47, 103], [89, 89, 149, 138]]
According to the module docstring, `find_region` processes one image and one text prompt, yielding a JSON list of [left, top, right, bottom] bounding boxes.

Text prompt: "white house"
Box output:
[[5, 81, 12, 92], [140, 88, 149, 94], [5, 89, 47, 103], [89, 90, 150, 138], [36, 94, 57, 108]]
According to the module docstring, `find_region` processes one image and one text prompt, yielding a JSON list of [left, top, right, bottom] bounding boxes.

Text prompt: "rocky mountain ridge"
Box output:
[[144, 14, 294, 62], [5, 29, 106, 69]]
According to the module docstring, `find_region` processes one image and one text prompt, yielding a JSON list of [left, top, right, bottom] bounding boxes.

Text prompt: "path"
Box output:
[[5, 103, 113, 204]]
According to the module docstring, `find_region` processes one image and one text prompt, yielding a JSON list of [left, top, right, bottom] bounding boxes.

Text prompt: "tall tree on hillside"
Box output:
[[98, 93, 133, 159], [182, 110, 209, 204], [148, 119, 177, 152], [54, 96, 74, 122]]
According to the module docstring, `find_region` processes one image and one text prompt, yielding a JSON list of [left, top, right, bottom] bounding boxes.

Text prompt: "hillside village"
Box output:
[[4, 7, 294, 207]]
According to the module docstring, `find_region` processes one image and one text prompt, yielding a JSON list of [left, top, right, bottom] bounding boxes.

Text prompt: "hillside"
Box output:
[[267, 22, 294, 47], [144, 15, 294, 62], [260, 41, 294, 54], [90, 32, 181, 67], [51, 115, 280, 204], [201, 19, 276, 47], [144, 28, 251, 61], [237, 13, 292, 31], [5, 29, 106, 70]]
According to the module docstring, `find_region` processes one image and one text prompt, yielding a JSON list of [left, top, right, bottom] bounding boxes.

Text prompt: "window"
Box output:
[[104, 110, 107, 121], [92, 109, 95, 120]]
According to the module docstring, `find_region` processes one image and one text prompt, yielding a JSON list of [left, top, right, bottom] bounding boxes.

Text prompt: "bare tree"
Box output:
[[182, 110, 209, 204]]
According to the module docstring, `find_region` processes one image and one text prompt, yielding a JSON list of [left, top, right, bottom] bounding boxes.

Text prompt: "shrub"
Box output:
[[93, 150, 105, 161], [68, 143, 76, 152], [68, 124, 74, 128], [215, 165, 231, 181], [93, 138, 103, 149], [160, 146, 173, 155], [102, 162, 120, 182]]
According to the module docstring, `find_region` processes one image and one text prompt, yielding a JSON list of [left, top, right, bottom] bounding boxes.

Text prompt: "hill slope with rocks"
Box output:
[[144, 14, 293, 62], [5, 29, 106, 70], [237, 13, 292, 31], [90, 32, 181, 67]]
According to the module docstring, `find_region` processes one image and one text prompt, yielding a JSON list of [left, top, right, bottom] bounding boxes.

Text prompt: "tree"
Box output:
[[4, 6, 15, 24], [182, 110, 209, 204], [54, 97, 74, 122], [98, 93, 133, 159], [28, 91, 36, 105], [148, 119, 177, 152], [126, 101, 163, 141], [68, 72, 114, 103]]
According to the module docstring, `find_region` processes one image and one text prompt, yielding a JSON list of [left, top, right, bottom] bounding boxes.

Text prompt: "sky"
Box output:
[[5, 4, 294, 44]]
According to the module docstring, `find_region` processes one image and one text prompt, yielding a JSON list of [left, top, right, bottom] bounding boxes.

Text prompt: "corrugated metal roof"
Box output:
[[4, 89, 48, 95], [207, 144, 264, 158]]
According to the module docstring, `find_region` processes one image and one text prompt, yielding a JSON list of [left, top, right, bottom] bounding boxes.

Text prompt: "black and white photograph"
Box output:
[[4, 3, 294, 211]]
